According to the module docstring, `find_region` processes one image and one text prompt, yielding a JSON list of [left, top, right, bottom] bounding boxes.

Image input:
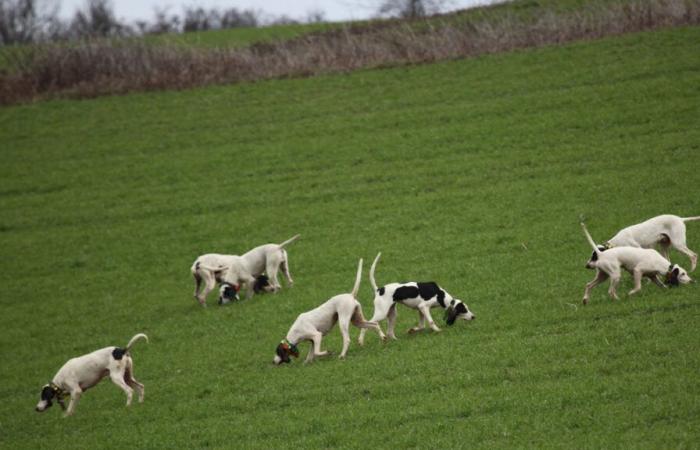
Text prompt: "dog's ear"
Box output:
[[673, 266, 680, 276], [445, 306, 458, 326], [275, 343, 291, 363], [40, 386, 55, 406]]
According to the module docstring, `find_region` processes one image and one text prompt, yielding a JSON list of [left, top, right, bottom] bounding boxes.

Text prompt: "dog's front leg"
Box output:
[[583, 270, 608, 304], [305, 333, 328, 363], [421, 306, 441, 332], [64, 390, 82, 417], [651, 274, 668, 289], [408, 311, 426, 334]]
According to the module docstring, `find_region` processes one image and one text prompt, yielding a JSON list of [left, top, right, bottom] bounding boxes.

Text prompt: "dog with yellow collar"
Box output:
[[35, 333, 148, 416]]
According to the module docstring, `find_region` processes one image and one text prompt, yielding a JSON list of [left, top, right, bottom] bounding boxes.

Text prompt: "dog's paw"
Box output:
[[407, 327, 420, 334], [582, 298, 588, 305]]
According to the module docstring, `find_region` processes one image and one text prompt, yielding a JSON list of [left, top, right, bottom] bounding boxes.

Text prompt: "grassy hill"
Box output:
[[1, 23, 699, 449]]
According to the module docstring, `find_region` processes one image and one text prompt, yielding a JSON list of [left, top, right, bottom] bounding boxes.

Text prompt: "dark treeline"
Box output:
[[0, 0, 326, 45]]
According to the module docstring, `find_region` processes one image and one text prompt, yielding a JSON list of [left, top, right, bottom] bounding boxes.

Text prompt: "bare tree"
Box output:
[[220, 8, 259, 28], [377, 0, 453, 19], [69, 0, 129, 38], [0, 0, 59, 44]]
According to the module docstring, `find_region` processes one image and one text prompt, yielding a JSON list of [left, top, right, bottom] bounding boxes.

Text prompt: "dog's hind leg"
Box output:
[[266, 259, 282, 292], [125, 358, 145, 403], [339, 319, 352, 359], [358, 299, 390, 345], [386, 304, 398, 340], [110, 370, 134, 406], [583, 270, 608, 305], [193, 272, 202, 298], [281, 258, 293, 287]]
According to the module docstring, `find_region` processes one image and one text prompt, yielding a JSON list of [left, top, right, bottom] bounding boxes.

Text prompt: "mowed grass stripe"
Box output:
[[1, 27, 699, 448]]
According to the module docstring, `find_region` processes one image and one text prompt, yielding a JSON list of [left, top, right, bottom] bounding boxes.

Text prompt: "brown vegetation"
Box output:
[[1, 0, 699, 105]]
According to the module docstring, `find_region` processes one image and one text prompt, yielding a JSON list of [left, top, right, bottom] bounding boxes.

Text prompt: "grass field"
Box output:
[[1, 24, 700, 449]]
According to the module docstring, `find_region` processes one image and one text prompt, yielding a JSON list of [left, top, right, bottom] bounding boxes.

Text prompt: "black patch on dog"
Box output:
[[221, 283, 239, 302], [446, 302, 469, 325], [590, 245, 607, 262], [417, 282, 446, 307], [41, 386, 55, 402], [393, 285, 419, 302], [112, 348, 127, 360], [666, 266, 680, 287], [254, 275, 270, 293], [378, 286, 385, 296]]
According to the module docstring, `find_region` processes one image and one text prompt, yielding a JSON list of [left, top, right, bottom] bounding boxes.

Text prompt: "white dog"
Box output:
[[581, 223, 692, 304], [191, 234, 300, 306], [240, 234, 300, 294], [35, 333, 148, 417], [191, 254, 256, 306], [358, 253, 475, 345], [587, 215, 700, 271], [273, 258, 383, 364]]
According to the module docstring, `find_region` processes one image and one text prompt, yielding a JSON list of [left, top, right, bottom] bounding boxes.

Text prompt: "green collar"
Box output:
[[281, 339, 299, 357]]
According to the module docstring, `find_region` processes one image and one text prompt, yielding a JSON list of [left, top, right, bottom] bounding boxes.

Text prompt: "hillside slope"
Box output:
[[1, 26, 699, 448]]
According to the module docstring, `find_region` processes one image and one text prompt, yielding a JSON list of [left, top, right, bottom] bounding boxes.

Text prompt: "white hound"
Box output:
[[358, 253, 475, 345], [240, 234, 300, 294], [581, 223, 692, 304], [36, 333, 148, 417], [191, 234, 299, 306], [273, 258, 382, 364], [586, 215, 700, 271]]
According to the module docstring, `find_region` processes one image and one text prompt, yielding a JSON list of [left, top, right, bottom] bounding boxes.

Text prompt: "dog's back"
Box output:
[[609, 215, 684, 247]]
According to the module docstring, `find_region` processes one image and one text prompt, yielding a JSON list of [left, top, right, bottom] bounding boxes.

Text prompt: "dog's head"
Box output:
[[273, 340, 299, 365], [586, 244, 609, 269], [35, 384, 58, 412], [665, 264, 693, 287], [218, 283, 240, 305], [254, 275, 274, 294], [444, 300, 475, 326]]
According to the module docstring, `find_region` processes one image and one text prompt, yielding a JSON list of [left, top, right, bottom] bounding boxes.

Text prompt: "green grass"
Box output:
[[1, 25, 700, 449]]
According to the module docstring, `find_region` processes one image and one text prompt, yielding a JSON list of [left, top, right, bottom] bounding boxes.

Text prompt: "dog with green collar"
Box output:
[[273, 258, 383, 364]]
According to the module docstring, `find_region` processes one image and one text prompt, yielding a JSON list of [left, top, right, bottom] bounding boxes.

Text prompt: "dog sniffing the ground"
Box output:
[[35, 333, 148, 417], [581, 222, 692, 304], [586, 215, 700, 271], [273, 258, 382, 364], [358, 253, 475, 345]]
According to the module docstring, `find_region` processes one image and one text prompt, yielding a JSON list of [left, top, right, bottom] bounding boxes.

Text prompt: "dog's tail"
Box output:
[[125, 333, 149, 351], [279, 234, 301, 249], [369, 252, 381, 293], [196, 263, 228, 273], [682, 216, 700, 223], [581, 222, 601, 255], [351, 258, 363, 298]]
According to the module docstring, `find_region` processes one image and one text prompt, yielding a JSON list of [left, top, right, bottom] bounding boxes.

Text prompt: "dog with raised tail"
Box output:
[[358, 253, 475, 346], [586, 215, 700, 271], [581, 222, 693, 304], [35, 333, 149, 417], [240, 234, 300, 295], [273, 258, 383, 365]]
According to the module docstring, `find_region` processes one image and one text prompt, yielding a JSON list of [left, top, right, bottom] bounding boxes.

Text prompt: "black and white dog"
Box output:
[[218, 275, 272, 305], [35, 333, 148, 417], [358, 253, 475, 345]]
